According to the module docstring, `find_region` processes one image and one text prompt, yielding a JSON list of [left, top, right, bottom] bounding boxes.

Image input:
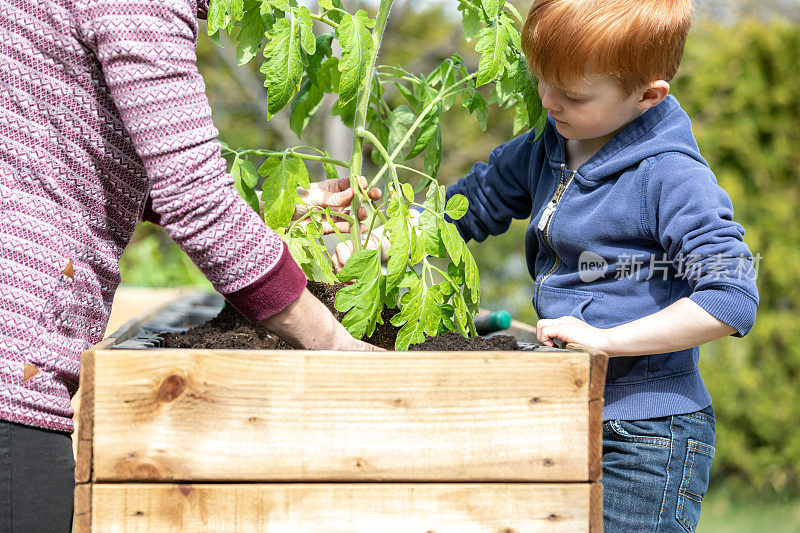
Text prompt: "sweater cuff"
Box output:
[[689, 286, 758, 338], [224, 242, 307, 323]]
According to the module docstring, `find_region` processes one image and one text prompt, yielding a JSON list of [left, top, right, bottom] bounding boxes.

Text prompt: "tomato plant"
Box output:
[[207, 0, 547, 349]]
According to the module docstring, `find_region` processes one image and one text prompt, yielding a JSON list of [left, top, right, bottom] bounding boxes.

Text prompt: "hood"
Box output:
[[543, 95, 708, 188]]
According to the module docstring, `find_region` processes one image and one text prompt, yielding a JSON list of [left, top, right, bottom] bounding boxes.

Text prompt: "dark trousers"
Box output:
[[0, 419, 74, 533]]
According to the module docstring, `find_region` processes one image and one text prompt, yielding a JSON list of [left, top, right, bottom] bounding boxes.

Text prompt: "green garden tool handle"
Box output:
[[474, 311, 512, 336]]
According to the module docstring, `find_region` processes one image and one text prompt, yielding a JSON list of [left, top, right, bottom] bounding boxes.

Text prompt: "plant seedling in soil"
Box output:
[[207, 0, 548, 349]]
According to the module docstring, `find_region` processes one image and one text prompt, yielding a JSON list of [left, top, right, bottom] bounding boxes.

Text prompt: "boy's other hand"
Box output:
[[294, 176, 381, 234], [536, 316, 611, 353], [332, 228, 390, 273]]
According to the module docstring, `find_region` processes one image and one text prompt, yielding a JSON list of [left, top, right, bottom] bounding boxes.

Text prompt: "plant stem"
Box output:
[[396, 164, 434, 181], [369, 72, 477, 188], [357, 128, 401, 196], [239, 149, 349, 168], [348, 0, 394, 252], [309, 12, 339, 29], [428, 263, 476, 336]]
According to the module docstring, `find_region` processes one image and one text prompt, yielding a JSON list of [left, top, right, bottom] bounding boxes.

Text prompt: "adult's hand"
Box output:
[[260, 288, 383, 351], [294, 176, 381, 234]]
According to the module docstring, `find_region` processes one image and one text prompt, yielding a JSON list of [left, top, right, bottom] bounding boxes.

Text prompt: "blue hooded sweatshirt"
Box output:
[[447, 95, 759, 421]]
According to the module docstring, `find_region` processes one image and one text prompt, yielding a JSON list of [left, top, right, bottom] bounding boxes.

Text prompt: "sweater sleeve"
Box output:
[[75, 0, 306, 322], [644, 153, 759, 337], [446, 128, 539, 242]]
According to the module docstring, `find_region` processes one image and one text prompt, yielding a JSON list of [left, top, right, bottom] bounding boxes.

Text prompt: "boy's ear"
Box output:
[[637, 80, 670, 111]]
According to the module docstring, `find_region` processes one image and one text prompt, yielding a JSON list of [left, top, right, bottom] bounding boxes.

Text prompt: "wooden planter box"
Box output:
[[74, 293, 607, 532]]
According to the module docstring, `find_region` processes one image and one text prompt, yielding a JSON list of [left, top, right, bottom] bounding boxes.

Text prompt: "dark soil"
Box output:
[[409, 331, 519, 351], [161, 281, 519, 351]]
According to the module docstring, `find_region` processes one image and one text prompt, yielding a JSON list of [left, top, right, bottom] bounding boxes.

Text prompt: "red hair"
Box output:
[[521, 0, 693, 93]]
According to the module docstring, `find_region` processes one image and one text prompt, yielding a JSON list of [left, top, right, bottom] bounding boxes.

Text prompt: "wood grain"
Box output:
[[74, 483, 91, 533], [90, 349, 599, 482], [89, 483, 602, 533]]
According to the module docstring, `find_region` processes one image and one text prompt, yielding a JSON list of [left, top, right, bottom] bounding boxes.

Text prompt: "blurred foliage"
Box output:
[[119, 223, 211, 289], [120, 6, 800, 502], [670, 20, 800, 502]]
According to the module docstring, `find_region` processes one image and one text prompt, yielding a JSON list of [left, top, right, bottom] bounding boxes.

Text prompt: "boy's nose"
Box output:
[[538, 84, 561, 112]]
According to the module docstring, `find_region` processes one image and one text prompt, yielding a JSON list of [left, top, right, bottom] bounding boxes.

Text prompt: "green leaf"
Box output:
[[258, 156, 310, 229], [500, 14, 521, 49], [481, 0, 502, 18], [401, 182, 415, 202], [391, 278, 445, 350], [282, 228, 311, 268], [458, 3, 483, 42], [261, 18, 304, 118], [513, 101, 529, 135], [232, 157, 258, 187], [307, 34, 335, 77], [407, 109, 440, 160], [526, 76, 549, 140], [208, 0, 232, 36], [269, 0, 289, 11], [475, 22, 510, 87], [491, 65, 517, 108], [410, 231, 426, 264], [323, 153, 339, 180], [335, 249, 384, 339], [419, 185, 446, 257], [464, 88, 488, 131], [290, 79, 324, 138], [317, 0, 345, 24], [337, 10, 374, 107], [231, 0, 244, 22], [235, 7, 270, 66], [315, 56, 339, 93], [440, 220, 464, 264], [422, 122, 442, 185], [388, 105, 415, 155], [445, 194, 468, 220], [463, 246, 480, 303], [393, 82, 420, 113], [297, 6, 316, 56], [385, 216, 411, 292], [303, 223, 336, 284], [231, 157, 261, 215]]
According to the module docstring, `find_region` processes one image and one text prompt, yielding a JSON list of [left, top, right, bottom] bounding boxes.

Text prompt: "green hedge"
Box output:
[[670, 21, 800, 500]]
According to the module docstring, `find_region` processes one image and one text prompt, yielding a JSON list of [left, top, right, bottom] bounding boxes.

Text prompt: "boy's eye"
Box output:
[[565, 94, 586, 102]]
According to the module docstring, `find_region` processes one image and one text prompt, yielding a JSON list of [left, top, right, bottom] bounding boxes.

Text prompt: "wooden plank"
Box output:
[[588, 398, 604, 482], [590, 482, 604, 533], [73, 289, 196, 460], [91, 350, 596, 482], [74, 483, 92, 533], [587, 352, 609, 402], [74, 345, 104, 483], [90, 483, 600, 533]]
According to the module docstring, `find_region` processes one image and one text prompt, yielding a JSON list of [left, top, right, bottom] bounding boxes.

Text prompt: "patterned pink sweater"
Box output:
[[0, 0, 307, 432]]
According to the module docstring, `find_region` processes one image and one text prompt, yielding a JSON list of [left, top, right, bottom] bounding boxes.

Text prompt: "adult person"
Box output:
[[0, 0, 379, 530]]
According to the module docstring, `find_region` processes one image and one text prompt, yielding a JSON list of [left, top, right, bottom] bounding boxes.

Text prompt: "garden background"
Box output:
[[118, 1, 800, 530]]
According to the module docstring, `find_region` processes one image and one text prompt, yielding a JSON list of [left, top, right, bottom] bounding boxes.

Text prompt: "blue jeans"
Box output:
[[602, 405, 716, 533]]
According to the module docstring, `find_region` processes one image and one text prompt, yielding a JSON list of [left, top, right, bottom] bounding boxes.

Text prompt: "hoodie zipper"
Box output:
[[535, 164, 577, 311]]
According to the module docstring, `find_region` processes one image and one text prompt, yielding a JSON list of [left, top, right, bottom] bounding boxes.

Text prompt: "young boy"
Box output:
[[445, 0, 759, 531]]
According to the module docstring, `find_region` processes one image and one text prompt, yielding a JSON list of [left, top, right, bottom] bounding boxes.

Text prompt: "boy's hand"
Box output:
[[293, 177, 381, 234], [332, 227, 390, 272], [536, 316, 611, 353]]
